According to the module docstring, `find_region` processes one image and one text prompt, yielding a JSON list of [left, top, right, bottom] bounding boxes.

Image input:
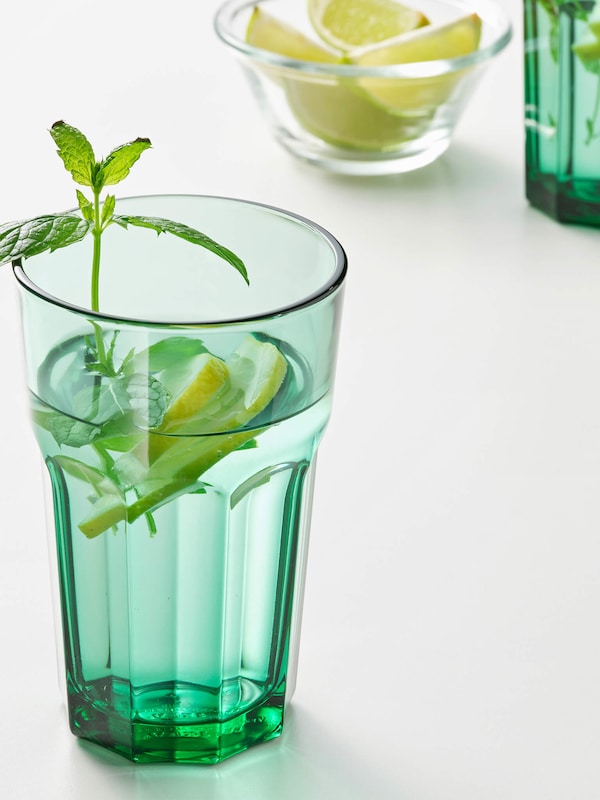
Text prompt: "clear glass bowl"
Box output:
[[214, 0, 512, 175]]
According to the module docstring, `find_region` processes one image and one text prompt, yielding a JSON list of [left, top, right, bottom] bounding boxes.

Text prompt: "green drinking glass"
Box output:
[[14, 194, 346, 764], [524, 0, 600, 225]]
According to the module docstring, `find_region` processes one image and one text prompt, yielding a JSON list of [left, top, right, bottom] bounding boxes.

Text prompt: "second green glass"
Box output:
[[524, 0, 600, 225], [15, 195, 346, 764]]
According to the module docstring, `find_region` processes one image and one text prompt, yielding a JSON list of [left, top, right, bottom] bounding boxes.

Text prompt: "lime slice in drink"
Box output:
[[308, 0, 429, 51], [246, 6, 338, 63], [160, 353, 229, 433], [185, 334, 288, 434], [353, 13, 482, 112], [147, 352, 230, 461], [79, 496, 127, 539]]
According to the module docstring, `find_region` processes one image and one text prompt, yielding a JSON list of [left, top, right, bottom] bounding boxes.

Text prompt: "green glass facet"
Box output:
[[524, 0, 600, 225], [15, 195, 346, 764]]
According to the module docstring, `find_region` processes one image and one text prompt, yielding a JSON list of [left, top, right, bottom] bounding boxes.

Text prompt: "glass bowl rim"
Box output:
[[214, 0, 513, 79], [12, 193, 348, 328]]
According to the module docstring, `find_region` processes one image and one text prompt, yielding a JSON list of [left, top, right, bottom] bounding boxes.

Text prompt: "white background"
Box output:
[[2, 1, 600, 797]]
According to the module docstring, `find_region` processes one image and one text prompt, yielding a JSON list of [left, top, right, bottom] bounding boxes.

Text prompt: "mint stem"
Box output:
[[91, 188, 108, 364], [91, 188, 102, 312]]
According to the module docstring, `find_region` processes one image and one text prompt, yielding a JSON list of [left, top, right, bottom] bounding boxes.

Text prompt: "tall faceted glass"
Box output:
[[14, 195, 346, 764], [524, 0, 600, 225]]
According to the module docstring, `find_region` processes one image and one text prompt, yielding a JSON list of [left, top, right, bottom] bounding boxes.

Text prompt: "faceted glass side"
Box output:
[[46, 422, 326, 763], [524, 0, 600, 225]]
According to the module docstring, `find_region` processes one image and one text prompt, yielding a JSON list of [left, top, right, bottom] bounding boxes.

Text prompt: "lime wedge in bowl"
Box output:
[[308, 0, 429, 50], [284, 78, 432, 149], [246, 5, 338, 63], [352, 13, 482, 111]]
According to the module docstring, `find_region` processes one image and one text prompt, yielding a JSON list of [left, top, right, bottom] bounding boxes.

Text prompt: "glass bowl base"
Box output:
[[277, 129, 452, 175]]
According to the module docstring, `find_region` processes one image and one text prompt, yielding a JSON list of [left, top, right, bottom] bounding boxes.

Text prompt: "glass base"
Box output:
[[68, 676, 286, 764], [526, 172, 600, 226]]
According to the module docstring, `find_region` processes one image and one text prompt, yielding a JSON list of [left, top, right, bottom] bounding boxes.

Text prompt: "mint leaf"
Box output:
[[101, 194, 116, 227], [77, 190, 93, 221], [33, 409, 101, 447], [50, 121, 95, 187], [133, 336, 208, 373], [113, 214, 249, 284], [126, 373, 170, 428], [96, 138, 152, 189], [52, 455, 124, 499], [0, 214, 90, 266], [72, 376, 132, 424]]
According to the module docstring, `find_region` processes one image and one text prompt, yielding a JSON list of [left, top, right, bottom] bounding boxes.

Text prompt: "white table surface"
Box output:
[[2, 1, 600, 797]]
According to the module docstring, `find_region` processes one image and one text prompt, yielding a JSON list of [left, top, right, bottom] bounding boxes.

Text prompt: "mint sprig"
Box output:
[[0, 121, 249, 312]]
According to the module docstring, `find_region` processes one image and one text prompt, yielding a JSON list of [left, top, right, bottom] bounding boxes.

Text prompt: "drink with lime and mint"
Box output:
[[525, 0, 600, 224], [3, 127, 346, 763]]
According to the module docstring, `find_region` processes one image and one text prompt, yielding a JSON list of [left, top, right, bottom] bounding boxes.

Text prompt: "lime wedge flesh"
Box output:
[[148, 352, 230, 461], [354, 13, 482, 111], [246, 6, 338, 62], [308, 0, 429, 50], [160, 353, 229, 432], [286, 78, 432, 149], [572, 20, 600, 65]]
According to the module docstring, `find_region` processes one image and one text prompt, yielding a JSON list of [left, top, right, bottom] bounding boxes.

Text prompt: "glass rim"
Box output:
[[214, 0, 513, 79], [12, 193, 348, 328]]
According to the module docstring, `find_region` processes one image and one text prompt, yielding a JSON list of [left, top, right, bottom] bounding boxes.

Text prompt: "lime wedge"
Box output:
[[573, 39, 600, 62], [354, 13, 481, 64], [160, 353, 229, 433], [572, 21, 600, 67], [247, 6, 338, 62], [178, 334, 288, 435], [286, 78, 431, 149], [308, 0, 429, 51], [79, 496, 127, 539], [353, 13, 482, 111]]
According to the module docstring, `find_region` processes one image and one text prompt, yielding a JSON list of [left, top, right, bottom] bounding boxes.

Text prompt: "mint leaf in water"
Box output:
[[126, 373, 170, 428], [51, 455, 124, 501], [113, 215, 249, 284], [132, 336, 209, 373], [33, 409, 102, 448], [0, 214, 90, 263]]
